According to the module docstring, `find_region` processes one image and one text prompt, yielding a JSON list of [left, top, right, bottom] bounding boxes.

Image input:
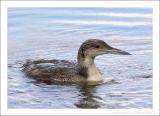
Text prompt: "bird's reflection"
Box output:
[[30, 78, 104, 109], [75, 82, 103, 109]]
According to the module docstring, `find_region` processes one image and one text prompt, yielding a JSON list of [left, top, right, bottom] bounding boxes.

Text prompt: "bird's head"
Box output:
[[78, 39, 131, 59]]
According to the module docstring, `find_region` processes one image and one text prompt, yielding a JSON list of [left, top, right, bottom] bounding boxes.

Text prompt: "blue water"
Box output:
[[8, 8, 152, 108]]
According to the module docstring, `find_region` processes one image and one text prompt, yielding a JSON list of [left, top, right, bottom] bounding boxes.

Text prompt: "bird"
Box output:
[[22, 39, 131, 83]]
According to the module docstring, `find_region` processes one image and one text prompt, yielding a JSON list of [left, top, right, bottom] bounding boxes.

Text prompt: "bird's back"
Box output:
[[22, 59, 85, 83]]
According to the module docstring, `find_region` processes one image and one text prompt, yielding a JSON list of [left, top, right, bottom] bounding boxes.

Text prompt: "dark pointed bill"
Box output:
[[108, 48, 131, 55]]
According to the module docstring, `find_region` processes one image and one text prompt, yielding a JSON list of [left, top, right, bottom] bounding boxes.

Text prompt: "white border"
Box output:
[[1, 1, 159, 115]]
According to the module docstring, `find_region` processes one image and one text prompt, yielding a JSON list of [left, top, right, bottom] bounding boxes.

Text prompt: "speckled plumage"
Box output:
[[23, 59, 86, 83], [23, 39, 130, 83]]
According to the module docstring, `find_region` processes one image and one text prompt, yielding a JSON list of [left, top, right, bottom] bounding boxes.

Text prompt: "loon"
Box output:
[[23, 39, 131, 83]]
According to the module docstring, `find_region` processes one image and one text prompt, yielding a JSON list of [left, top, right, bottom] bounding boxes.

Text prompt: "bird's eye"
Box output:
[[95, 45, 100, 48]]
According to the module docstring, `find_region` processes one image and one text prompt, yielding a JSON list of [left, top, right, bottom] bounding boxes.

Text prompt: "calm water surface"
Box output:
[[8, 8, 152, 108]]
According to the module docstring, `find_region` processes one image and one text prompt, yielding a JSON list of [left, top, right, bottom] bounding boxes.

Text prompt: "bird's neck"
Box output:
[[78, 56, 102, 82]]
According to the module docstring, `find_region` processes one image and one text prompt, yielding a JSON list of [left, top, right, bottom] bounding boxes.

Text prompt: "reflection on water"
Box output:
[[75, 84, 101, 109], [8, 8, 152, 108]]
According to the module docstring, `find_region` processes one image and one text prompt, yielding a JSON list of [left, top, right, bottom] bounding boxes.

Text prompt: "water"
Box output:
[[8, 8, 152, 108]]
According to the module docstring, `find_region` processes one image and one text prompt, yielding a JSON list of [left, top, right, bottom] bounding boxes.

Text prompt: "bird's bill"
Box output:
[[106, 47, 131, 55]]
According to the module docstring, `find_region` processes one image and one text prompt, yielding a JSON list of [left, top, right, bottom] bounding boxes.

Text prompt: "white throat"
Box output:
[[78, 56, 103, 82], [87, 64, 103, 82]]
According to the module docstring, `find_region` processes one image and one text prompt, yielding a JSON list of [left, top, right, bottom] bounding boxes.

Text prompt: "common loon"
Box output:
[[23, 39, 131, 83]]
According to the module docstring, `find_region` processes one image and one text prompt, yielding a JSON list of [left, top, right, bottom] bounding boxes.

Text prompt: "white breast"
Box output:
[[87, 65, 103, 82]]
